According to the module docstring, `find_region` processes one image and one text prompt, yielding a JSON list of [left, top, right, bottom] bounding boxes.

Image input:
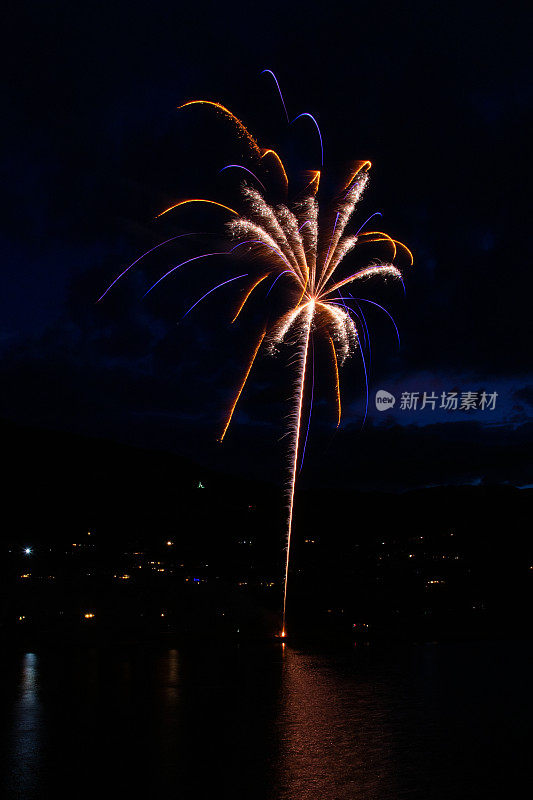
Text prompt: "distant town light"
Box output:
[[84, 612, 95, 619], [24, 547, 32, 555]]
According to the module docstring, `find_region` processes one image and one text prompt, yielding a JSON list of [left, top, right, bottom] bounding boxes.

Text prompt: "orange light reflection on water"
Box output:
[[276, 646, 396, 799]]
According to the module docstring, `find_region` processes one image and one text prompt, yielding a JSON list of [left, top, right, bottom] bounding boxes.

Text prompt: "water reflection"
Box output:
[[276, 646, 396, 799], [4, 653, 43, 798], [0, 641, 530, 799], [150, 647, 183, 787]]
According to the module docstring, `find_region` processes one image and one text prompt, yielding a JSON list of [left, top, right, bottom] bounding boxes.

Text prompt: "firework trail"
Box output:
[[99, 73, 413, 637]]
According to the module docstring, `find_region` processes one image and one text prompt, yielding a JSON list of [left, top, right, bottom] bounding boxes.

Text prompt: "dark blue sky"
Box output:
[[2, 0, 532, 490]]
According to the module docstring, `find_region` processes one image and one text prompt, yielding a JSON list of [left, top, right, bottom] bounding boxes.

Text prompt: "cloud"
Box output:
[[513, 386, 533, 407]]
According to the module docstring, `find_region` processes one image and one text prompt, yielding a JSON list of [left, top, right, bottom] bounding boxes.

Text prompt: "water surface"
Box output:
[[1, 640, 530, 798]]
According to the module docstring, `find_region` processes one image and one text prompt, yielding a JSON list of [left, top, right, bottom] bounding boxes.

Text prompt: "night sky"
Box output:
[[2, 0, 532, 492]]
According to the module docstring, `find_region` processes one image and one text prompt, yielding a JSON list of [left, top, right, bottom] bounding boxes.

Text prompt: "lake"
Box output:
[[1, 639, 530, 798]]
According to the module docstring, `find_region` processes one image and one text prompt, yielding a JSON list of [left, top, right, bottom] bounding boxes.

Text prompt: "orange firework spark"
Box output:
[[155, 198, 239, 220], [343, 160, 372, 190], [260, 148, 289, 191], [328, 335, 341, 427], [304, 170, 321, 195], [177, 100, 261, 155], [219, 329, 267, 442], [99, 73, 412, 637], [231, 273, 271, 323]]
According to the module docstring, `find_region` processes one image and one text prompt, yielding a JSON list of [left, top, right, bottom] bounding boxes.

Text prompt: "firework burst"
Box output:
[[98, 73, 413, 636]]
